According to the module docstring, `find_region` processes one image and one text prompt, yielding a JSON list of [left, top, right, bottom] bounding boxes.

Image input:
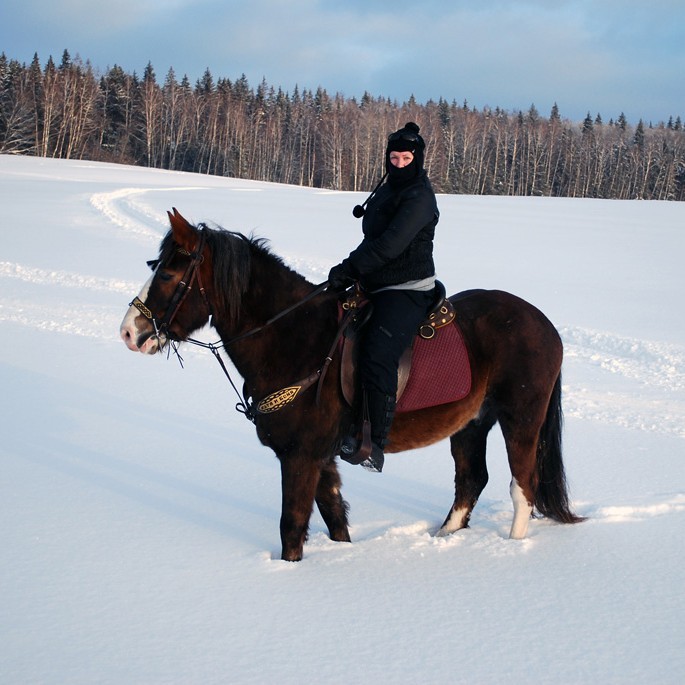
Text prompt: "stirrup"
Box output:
[[339, 419, 372, 465], [360, 444, 384, 473], [339, 433, 384, 473]]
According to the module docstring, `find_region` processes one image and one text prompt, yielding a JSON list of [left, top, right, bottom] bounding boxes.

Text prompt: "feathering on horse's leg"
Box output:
[[315, 459, 351, 543], [278, 453, 322, 561]]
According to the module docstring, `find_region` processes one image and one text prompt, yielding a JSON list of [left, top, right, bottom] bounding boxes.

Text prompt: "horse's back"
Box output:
[[451, 288, 559, 335], [450, 288, 562, 376], [451, 287, 552, 316]]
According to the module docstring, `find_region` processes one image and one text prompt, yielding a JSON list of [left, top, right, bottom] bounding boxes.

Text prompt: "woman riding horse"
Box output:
[[328, 122, 440, 472]]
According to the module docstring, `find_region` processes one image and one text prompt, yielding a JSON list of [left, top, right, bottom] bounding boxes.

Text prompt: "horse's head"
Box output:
[[120, 208, 213, 354]]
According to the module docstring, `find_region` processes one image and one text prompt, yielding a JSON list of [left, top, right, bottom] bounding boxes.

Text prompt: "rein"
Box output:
[[184, 281, 331, 422], [205, 280, 330, 348]]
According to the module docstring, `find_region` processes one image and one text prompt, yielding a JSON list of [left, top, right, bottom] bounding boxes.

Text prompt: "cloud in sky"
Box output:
[[1, 0, 683, 124]]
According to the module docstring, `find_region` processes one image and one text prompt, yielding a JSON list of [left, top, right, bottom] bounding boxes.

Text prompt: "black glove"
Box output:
[[327, 262, 355, 290]]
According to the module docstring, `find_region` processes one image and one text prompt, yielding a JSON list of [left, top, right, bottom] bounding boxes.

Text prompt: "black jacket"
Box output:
[[344, 171, 439, 291]]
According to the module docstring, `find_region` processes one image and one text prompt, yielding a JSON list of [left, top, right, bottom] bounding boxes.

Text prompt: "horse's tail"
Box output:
[[534, 373, 585, 524]]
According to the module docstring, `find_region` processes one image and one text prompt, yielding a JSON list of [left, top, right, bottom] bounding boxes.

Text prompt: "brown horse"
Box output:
[[120, 209, 583, 561]]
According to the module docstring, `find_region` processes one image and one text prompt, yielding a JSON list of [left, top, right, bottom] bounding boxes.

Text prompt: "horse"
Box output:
[[120, 208, 584, 561]]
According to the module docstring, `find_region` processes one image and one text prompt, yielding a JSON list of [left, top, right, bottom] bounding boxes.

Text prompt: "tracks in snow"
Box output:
[[561, 326, 684, 393], [89, 186, 196, 243], [0, 261, 138, 295], [1, 186, 174, 341], [560, 325, 685, 439]]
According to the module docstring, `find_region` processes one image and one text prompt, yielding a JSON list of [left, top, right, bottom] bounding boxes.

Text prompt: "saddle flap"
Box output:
[[341, 336, 412, 408]]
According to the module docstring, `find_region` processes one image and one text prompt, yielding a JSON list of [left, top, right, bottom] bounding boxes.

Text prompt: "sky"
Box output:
[[1, 0, 684, 125]]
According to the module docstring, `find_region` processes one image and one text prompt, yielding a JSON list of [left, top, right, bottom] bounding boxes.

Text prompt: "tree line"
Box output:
[[1, 50, 684, 200]]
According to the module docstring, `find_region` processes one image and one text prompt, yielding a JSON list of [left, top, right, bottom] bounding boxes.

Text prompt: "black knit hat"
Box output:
[[386, 121, 425, 181]]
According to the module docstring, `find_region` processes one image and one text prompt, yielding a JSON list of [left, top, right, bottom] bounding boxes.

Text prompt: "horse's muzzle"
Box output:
[[120, 307, 166, 354]]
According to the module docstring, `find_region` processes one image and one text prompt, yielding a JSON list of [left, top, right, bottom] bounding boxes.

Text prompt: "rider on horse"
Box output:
[[327, 122, 440, 472]]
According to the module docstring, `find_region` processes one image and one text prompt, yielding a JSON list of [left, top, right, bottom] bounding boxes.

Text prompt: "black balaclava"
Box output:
[[352, 122, 426, 217], [386, 121, 425, 186]]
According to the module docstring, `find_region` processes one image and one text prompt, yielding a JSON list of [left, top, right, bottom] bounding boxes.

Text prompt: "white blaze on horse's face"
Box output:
[[119, 275, 167, 354]]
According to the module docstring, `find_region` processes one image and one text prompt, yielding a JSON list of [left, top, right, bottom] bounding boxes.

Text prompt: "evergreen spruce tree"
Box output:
[[633, 119, 645, 148], [549, 102, 560, 123]]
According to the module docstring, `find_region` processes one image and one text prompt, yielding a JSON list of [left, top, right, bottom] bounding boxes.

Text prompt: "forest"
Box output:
[[1, 50, 684, 200]]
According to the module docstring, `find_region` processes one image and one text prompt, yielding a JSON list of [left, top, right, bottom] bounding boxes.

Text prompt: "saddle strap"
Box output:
[[419, 298, 455, 339], [315, 306, 358, 406]]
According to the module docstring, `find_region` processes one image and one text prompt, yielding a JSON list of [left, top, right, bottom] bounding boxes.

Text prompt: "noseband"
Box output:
[[130, 229, 210, 342]]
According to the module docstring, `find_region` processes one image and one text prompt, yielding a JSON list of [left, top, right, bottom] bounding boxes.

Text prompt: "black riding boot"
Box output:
[[339, 389, 396, 473], [364, 389, 395, 472]]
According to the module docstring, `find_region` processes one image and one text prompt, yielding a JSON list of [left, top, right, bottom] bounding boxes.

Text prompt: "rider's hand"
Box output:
[[327, 262, 355, 290]]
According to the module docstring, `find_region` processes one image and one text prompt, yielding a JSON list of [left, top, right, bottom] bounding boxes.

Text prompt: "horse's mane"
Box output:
[[160, 223, 309, 328]]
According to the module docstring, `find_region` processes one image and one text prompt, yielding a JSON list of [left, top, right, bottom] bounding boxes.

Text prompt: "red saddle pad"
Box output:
[[396, 322, 472, 413]]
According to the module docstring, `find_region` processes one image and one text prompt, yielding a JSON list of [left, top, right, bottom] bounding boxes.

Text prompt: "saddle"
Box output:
[[339, 282, 471, 413]]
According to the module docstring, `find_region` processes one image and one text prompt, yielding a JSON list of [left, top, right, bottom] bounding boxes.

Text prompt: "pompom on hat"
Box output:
[[386, 121, 425, 155]]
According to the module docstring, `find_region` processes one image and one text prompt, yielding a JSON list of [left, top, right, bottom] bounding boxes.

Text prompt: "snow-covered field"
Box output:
[[1, 154, 683, 684]]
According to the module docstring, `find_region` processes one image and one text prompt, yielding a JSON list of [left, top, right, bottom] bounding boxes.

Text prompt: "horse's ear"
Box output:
[[167, 207, 197, 250]]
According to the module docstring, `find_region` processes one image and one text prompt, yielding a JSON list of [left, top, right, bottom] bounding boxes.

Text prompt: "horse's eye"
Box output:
[[158, 270, 173, 282]]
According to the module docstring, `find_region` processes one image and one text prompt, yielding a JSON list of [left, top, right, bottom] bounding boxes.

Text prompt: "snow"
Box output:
[[1, 154, 684, 684]]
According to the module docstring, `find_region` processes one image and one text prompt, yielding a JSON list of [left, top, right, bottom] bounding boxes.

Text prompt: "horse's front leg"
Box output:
[[278, 452, 322, 561], [315, 459, 351, 543]]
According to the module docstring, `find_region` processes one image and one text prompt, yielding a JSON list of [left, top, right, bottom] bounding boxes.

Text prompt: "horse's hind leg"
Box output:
[[437, 413, 495, 537], [500, 416, 541, 539], [315, 459, 351, 543]]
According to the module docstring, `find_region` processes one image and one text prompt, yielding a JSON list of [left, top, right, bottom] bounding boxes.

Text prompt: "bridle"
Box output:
[[130, 229, 211, 342], [129, 228, 331, 421]]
